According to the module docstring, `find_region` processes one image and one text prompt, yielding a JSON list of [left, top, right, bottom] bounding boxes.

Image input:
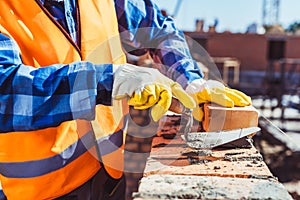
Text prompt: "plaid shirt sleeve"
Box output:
[[0, 33, 113, 132], [115, 0, 204, 89]]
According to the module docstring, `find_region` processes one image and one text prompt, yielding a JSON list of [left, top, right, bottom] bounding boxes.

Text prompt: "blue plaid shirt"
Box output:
[[0, 0, 203, 132]]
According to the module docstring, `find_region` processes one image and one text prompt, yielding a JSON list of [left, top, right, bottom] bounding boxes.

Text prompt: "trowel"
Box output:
[[181, 127, 261, 149], [169, 98, 261, 149]]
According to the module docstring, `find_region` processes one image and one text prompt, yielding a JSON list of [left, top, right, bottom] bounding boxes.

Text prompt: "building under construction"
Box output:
[[125, 1, 300, 199]]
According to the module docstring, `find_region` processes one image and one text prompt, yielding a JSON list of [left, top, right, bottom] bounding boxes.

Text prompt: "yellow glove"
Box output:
[[186, 79, 252, 121], [113, 64, 196, 121]]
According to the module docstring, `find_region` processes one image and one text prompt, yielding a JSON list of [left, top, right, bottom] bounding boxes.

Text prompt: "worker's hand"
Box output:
[[112, 64, 196, 121], [186, 79, 252, 121]]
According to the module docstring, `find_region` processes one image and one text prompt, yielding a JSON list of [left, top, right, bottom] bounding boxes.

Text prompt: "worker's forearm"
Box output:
[[0, 61, 113, 132], [116, 0, 203, 87], [150, 38, 204, 89]]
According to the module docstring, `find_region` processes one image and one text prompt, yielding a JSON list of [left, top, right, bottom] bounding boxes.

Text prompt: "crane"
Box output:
[[262, 0, 280, 26], [172, 0, 182, 18]]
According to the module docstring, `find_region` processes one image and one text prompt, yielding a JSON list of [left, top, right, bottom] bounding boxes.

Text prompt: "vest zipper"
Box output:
[[34, 0, 82, 59]]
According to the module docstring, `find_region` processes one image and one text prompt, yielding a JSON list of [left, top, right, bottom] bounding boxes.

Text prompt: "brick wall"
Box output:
[[132, 114, 293, 200], [185, 32, 300, 72], [124, 108, 158, 200]]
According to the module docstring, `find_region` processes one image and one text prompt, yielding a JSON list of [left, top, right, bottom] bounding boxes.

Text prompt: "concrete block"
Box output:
[[133, 175, 293, 200]]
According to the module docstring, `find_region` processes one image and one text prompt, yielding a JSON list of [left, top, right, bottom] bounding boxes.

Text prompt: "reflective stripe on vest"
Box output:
[[0, 0, 127, 199], [0, 128, 124, 178]]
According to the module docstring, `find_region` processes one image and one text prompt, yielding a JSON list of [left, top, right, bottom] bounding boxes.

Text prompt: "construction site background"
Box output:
[[124, 23, 300, 199]]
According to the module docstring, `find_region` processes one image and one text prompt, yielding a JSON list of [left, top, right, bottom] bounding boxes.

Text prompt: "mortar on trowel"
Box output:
[[169, 99, 260, 149]]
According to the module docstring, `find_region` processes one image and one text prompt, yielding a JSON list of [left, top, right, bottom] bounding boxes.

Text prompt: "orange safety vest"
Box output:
[[0, 0, 127, 199]]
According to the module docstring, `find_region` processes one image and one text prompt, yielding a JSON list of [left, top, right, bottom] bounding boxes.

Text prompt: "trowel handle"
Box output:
[[169, 97, 185, 114]]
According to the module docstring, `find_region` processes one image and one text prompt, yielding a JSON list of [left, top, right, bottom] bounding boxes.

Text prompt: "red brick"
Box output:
[[202, 103, 259, 133]]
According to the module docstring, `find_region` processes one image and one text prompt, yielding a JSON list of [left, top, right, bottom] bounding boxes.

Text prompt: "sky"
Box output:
[[152, 0, 300, 33]]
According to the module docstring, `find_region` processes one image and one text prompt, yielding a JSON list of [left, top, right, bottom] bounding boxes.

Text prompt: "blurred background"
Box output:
[[137, 0, 300, 198], [153, 0, 300, 34]]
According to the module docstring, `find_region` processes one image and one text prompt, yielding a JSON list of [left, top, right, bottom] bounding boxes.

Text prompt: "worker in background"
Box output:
[[0, 0, 251, 199]]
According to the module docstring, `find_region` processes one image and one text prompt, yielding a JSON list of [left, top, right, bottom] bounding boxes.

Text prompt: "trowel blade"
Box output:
[[182, 127, 261, 149]]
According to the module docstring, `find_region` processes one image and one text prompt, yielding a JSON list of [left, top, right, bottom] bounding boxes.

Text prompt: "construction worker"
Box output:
[[0, 0, 251, 199]]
